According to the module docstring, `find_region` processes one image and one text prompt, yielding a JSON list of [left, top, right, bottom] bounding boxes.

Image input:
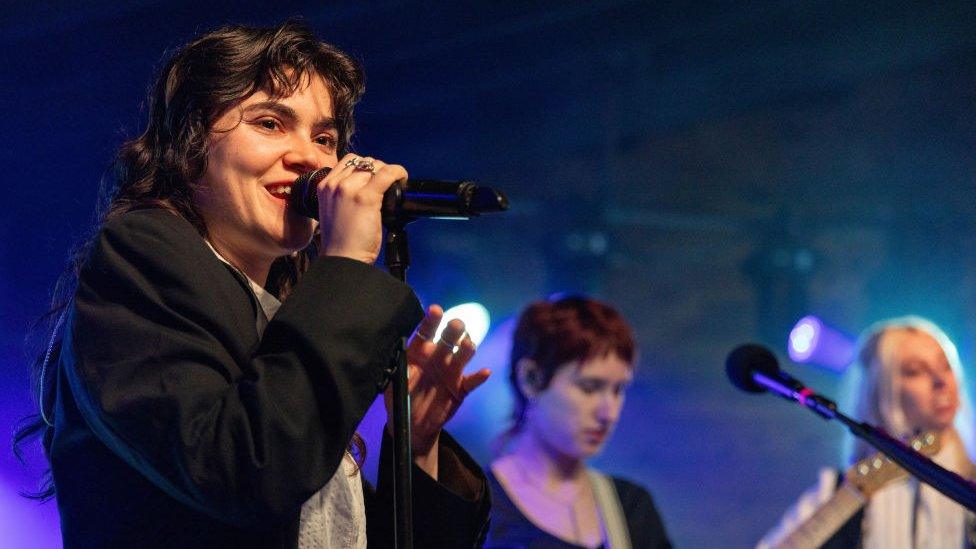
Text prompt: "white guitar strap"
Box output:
[[588, 470, 631, 549]]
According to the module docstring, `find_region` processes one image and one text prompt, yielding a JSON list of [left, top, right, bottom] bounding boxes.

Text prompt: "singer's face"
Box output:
[[527, 353, 633, 462], [892, 331, 959, 434], [194, 73, 339, 282]]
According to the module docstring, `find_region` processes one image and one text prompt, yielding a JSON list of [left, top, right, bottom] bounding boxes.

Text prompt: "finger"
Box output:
[[330, 153, 365, 179], [326, 154, 381, 187], [318, 153, 366, 196], [348, 156, 382, 178], [334, 157, 381, 193], [430, 318, 465, 365], [408, 305, 443, 351], [334, 157, 393, 206], [363, 162, 408, 195], [461, 368, 492, 396], [450, 332, 476, 373], [406, 364, 421, 393]]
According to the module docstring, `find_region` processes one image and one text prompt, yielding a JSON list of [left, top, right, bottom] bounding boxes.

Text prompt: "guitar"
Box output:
[[773, 432, 941, 549]]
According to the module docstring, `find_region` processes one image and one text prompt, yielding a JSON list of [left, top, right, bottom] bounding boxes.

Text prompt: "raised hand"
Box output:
[[385, 305, 491, 475]]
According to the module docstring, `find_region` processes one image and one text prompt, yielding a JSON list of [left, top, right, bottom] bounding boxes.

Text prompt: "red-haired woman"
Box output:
[[486, 296, 672, 548]]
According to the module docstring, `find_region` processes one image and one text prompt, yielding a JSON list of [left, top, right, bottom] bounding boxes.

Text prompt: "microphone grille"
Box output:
[[726, 344, 779, 394], [296, 167, 331, 187], [290, 167, 332, 220]]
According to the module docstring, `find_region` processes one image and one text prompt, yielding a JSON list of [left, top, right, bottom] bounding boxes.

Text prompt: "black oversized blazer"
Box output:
[[48, 209, 489, 547]]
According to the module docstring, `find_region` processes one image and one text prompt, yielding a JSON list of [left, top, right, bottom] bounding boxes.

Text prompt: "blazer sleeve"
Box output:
[[64, 209, 423, 527], [365, 430, 491, 547]]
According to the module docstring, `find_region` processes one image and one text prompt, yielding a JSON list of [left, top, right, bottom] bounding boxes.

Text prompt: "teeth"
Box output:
[[267, 185, 292, 195]]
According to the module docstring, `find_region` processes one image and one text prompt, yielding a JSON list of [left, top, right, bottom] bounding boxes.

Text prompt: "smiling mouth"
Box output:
[[265, 184, 293, 200]]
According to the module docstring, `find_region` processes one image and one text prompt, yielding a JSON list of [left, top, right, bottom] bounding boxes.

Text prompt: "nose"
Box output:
[[596, 391, 622, 425], [282, 136, 322, 174]]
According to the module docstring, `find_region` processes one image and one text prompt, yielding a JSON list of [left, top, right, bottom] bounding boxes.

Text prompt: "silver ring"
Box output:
[[355, 159, 377, 174], [344, 157, 361, 168], [437, 331, 467, 353], [414, 330, 433, 342], [437, 338, 459, 353]]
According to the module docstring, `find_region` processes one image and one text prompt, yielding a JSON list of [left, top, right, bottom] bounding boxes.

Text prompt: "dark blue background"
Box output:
[[2, 1, 975, 546]]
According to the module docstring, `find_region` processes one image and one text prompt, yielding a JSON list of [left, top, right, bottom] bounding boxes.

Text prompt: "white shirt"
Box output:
[[757, 440, 971, 549]]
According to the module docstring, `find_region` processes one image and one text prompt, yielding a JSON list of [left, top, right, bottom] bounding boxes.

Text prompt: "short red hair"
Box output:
[[508, 295, 636, 430]]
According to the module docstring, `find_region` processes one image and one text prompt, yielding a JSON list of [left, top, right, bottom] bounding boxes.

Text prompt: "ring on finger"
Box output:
[[344, 157, 361, 168], [437, 331, 468, 353], [414, 329, 434, 341], [437, 338, 458, 353], [355, 158, 377, 174]]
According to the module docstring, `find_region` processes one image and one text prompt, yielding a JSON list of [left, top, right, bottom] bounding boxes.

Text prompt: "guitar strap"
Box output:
[[588, 470, 631, 549]]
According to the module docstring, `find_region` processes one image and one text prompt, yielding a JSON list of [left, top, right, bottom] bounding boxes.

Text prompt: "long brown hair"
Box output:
[[14, 20, 367, 500]]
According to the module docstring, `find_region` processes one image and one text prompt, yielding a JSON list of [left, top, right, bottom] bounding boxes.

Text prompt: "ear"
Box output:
[[516, 358, 543, 398]]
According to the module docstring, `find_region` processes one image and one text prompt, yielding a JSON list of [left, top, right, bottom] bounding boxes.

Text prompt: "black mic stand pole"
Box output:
[[384, 219, 413, 549], [753, 372, 976, 511], [378, 180, 507, 548], [292, 168, 507, 548], [834, 411, 976, 512]]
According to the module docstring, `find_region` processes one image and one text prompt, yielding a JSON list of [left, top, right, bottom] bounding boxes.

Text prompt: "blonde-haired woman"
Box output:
[[760, 317, 974, 548]]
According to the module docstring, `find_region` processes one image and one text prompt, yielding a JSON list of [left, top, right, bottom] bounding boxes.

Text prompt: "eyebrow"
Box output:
[[575, 375, 632, 385], [244, 101, 337, 133]]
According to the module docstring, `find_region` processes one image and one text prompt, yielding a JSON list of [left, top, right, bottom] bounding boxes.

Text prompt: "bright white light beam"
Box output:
[[434, 302, 491, 346]]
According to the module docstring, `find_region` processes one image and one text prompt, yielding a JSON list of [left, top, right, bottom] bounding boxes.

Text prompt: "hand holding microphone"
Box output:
[[291, 161, 509, 225], [310, 154, 407, 264]]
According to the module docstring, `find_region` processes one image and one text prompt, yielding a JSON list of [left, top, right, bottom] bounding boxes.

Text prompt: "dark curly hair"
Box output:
[[14, 20, 366, 500]]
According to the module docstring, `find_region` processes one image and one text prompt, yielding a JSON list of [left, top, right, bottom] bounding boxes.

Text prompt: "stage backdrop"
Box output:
[[2, 2, 975, 546]]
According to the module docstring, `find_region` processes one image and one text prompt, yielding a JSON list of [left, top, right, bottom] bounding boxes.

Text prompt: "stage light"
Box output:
[[435, 302, 491, 346], [787, 315, 855, 372]]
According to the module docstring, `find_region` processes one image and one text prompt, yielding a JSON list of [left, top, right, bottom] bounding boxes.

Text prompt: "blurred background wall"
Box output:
[[2, 1, 975, 546]]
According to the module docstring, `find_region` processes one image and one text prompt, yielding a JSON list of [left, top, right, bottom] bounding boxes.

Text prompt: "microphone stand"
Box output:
[[835, 413, 976, 511], [383, 221, 413, 549], [754, 373, 976, 511], [292, 168, 507, 548]]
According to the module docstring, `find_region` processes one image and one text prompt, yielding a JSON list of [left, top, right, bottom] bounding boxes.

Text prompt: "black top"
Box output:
[[485, 470, 672, 549], [49, 209, 489, 548]]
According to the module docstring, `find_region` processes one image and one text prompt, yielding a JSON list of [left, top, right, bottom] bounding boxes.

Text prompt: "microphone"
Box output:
[[725, 344, 838, 419], [289, 167, 509, 223], [726, 344, 976, 511]]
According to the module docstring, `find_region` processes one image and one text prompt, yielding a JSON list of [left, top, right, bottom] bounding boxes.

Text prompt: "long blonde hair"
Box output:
[[844, 316, 974, 467]]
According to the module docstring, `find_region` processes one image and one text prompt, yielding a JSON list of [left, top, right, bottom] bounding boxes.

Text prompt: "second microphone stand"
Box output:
[[753, 371, 976, 512]]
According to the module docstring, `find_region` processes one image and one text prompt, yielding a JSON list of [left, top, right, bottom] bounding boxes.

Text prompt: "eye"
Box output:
[[901, 364, 922, 377], [256, 118, 280, 131], [315, 134, 339, 151], [575, 379, 601, 394]]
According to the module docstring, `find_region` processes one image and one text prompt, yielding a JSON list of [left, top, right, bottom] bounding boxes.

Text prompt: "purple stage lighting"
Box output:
[[787, 315, 855, 372]]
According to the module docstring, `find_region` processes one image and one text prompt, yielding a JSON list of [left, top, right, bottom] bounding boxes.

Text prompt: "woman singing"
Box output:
[[15, 21, 491, 548], [486, 296, 671, 548], [759, 317, 975, 548]]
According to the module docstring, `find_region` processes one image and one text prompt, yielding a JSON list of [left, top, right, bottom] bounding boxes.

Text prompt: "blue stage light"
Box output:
[[787, 315, 855, 372]]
